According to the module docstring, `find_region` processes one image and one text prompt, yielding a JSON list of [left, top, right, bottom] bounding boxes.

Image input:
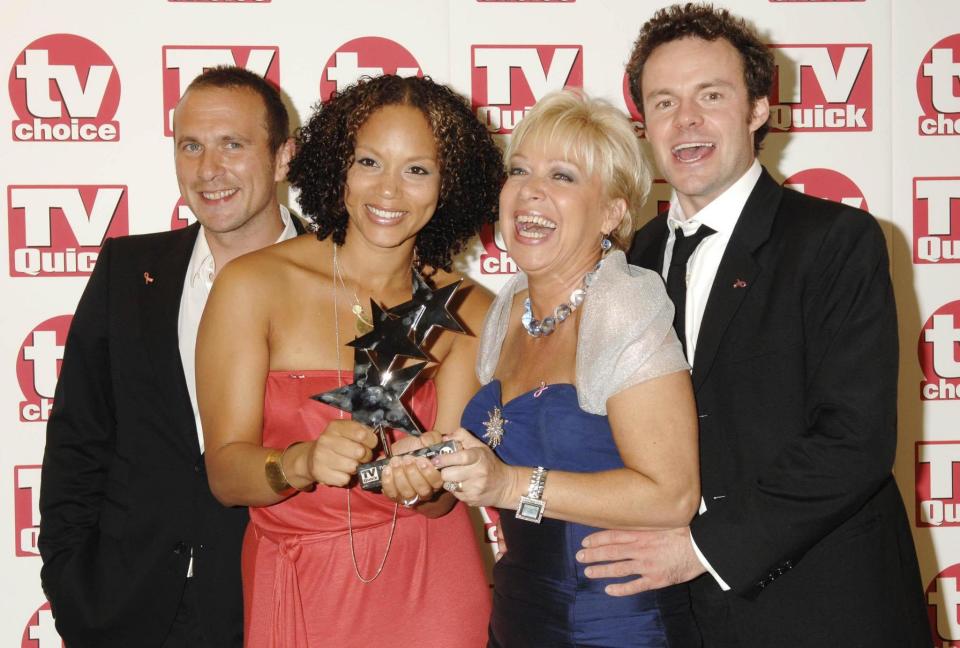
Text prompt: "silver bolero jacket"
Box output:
[[476, 250, 689, 415]]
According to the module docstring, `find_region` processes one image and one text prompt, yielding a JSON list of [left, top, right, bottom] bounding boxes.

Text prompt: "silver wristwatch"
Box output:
[[516, 466, 548, 524]]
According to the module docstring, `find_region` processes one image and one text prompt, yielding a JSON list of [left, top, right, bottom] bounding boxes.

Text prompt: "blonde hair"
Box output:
[[504, 89, 652, 250]]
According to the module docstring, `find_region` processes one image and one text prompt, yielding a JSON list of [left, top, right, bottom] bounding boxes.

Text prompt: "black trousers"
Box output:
[[161, 578, 209, 648]]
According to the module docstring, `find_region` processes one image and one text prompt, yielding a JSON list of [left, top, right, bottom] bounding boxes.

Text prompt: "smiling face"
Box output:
[[173, 85, 290, 237], [342, 104, 441, 254], [499, 137, 623, 281], [641, 37, 769, 217]]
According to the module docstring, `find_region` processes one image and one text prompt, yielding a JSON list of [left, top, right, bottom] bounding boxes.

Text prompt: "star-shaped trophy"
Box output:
[[347, 301, 427, 368], [389, 272, 465, 347], [312, 270, 466, 459], [314, 348, 427, 437]]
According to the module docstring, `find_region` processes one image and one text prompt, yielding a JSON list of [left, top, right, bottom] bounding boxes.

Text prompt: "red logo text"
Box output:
[[914, 177, 960, 263], [9, 34, 120, 142], [917, 34, 960, 136], [8, 185, 128, 277], [919, 301, 960, 401], [769, 44, 872, 132], [18, 316, 71, 422], [162, 45, 280, 135], [471, 45, 583, 134]]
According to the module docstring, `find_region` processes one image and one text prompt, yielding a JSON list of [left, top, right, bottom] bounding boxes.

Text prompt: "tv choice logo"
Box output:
[[918, 34, 960, 136], [21, 602, 63, 648], [8, 185, 128, 277], [783, 168, 868, 211], [471, 45, 583, 134], [162, 45, 280, 136], [919, 301, 960, 401], [914, 177, 960, 264], [15, 465, 42, 556], [916, 442, 960, 527], [928, 563, 960, 646], [9, 34, 120, 142], [171, 196, 196, 230], [18, 316, 70, 423], [479, 222, 517, 275], [319, 37, 421, 103], [768, 44, 872, 132]]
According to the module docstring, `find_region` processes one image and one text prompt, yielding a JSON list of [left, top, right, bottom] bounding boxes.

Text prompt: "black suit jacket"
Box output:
[[629, 169, 929, 647], [38, 220, 299, 647]]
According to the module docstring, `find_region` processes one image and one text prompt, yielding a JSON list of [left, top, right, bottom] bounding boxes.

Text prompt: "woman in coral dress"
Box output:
[[196, 75, 504, 648]]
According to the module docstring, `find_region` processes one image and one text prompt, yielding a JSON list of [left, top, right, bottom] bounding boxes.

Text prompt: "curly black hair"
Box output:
[[287, 75, 504, 273], [626, 3, 774, 152]]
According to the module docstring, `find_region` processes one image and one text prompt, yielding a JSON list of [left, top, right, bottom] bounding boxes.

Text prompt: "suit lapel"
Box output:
[[693, 169, 782, 392], [139, 223, 201, 450]]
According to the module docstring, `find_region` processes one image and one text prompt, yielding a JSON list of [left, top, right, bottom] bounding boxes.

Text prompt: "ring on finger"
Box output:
[[401, 494, 420, 508], [443, 481, 463, 493]]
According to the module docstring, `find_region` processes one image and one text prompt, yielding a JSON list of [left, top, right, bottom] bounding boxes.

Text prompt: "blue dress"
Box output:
[[461, 380, 698, 648]]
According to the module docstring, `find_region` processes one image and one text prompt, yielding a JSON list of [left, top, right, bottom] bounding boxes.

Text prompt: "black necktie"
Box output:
[[666, 225, 715, 359]]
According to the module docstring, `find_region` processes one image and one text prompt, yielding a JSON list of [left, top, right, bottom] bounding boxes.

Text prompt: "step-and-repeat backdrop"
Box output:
[[3, 1, 958, 645]]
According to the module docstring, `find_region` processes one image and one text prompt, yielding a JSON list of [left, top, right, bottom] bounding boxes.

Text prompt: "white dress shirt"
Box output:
[[178, 204, 298, 454], [176, 205, 297, 577], [661, 160, 762, 591]]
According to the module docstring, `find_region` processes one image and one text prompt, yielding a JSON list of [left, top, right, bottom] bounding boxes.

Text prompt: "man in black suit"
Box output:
[[38, 66, 300, 647], [577, 5, 930, 646]]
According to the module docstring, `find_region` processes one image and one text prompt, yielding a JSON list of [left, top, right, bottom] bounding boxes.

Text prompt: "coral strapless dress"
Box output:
[[242, 370, 491, 648]]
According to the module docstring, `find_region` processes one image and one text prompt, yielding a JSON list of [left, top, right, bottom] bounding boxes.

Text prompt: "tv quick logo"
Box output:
[[471, 45, 583, 134], [9, 34, 120, 142], [171, 197, 195, 231], [919, 301, 960, 401], [918, 34, 960, 136], [479, 222, 516, 275], [914, 177, 960, 263], [17, 316, 70, 423], [8, 186, 128, 277], [14, 466, 42, 556], [319, 37, 421, 102], [769, 44, 872, 132], [784, 168, 868, 211], [21, 603, 63, 648], [162, 45, 280, 135], [928, 563, 960, 647], [916, 442, 960, 527]]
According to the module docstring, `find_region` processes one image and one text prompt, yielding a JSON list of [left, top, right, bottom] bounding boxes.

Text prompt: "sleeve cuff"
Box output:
[[690, 527, 731, 591]]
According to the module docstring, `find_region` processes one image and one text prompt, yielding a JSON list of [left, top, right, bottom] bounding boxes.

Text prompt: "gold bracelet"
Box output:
[[265, 442, 316, 496]]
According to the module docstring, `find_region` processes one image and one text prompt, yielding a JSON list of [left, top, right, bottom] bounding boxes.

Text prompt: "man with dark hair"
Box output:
[[578, 4, 930, 645], [38, 66, 302, 648]]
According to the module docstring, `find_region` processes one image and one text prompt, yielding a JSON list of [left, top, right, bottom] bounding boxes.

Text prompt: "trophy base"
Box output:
[[358, 440, 461, 491]]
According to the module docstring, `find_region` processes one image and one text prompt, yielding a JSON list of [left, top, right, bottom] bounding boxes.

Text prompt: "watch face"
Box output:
[[516, 496, 544, 524]]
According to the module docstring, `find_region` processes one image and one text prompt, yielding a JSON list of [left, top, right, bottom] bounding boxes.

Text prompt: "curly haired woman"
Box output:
[[196, 75, 504, 648]]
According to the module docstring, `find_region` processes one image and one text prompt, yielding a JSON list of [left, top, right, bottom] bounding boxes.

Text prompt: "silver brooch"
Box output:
[[483, 407, 507, 448]]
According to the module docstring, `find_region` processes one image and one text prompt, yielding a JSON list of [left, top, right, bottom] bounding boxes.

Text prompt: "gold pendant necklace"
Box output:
[[332, 243, 398, 583], [332, 244, 375, 334], [351, 303, 374, 335]]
